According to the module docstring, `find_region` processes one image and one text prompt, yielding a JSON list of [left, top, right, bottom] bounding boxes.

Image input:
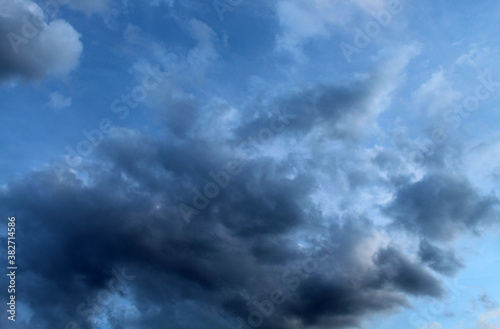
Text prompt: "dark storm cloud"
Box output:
[[0, 0, 82, 81], [1, 123, 319, 328], [1, 69, 496, 329], [0, 146, 444, 329], [418, 240, 464, 276], [211, 161, 316, 237], [283, 276, 407, 328], [1, 152, 453, 329], [384, 173, 499, 241], [372, 247, 443, 297], [249, 236, 301, 265]]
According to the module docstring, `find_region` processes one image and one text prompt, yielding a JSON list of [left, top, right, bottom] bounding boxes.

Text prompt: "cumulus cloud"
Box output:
[[0, 0, 83, 81], [0, 166, 432, 329], [0, 41, 498, 329]]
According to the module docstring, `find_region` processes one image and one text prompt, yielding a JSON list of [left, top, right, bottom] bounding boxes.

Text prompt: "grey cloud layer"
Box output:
[[1, 53, 498, 329], [0, 2, 497, 325]]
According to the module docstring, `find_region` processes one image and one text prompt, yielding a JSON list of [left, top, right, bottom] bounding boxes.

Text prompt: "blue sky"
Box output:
[[1, 0, 500, 329]]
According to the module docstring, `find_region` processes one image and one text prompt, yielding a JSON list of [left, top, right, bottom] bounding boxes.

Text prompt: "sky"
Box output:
[[1, 0, 500, 328]]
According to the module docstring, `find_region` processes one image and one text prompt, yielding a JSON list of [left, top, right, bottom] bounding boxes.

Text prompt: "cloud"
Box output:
[[46, 92, 72, 109], [0, 43, 497, 329], [423, 322, 443, 329], [474, 293, 500, 312], [125, 18, 219, 137], [275, 0, 338, 53], [463, 135, 500, 193], [411, 70, 462, 116], [418, 240, 464, 276], [0, 107, 447, 329], [455, 43, 491, 68], [373, 246, 443, 297], [275, 0, 402, 55], [0, 0, 83, 81], [0, 167, 430, 329], [237, 43, 419, 143], [385, 173, 499, 241], [477, 309, 500, 329]]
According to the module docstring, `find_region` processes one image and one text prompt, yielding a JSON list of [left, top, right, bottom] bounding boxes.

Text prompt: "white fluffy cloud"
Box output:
[[0, 0, 83, 81]]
